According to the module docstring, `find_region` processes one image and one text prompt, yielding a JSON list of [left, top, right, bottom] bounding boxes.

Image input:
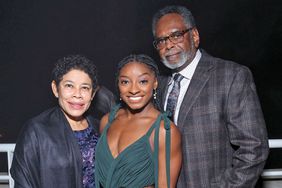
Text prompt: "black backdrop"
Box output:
[[0, 0, 281, 170]]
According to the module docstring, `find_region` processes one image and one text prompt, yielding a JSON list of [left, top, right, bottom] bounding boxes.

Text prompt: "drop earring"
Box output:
[[153, 89, 157, 100]]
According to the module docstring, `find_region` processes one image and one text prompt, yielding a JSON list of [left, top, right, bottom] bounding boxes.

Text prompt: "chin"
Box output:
[[162, 52, 189, 70], [164, 62, 183, 69], [66, 109, 86, 118], [126, 100, 154, 112], [126, 103, 144, 110], [162, 59, 182, 69]]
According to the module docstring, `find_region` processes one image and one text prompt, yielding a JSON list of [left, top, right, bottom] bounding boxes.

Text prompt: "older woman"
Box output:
[[11, 55, 113, 188]]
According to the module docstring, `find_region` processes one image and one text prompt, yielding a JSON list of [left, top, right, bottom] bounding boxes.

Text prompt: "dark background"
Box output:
[[0, 0, 281, 171]]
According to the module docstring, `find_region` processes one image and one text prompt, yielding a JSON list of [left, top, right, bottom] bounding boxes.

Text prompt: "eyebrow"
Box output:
[[81, 83, 92, 86], [157, 29, 186, 38], [119, 72, 151, 78]]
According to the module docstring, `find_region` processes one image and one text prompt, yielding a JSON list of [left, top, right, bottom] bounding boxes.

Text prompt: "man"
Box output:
[[152, 5, 269, 188]]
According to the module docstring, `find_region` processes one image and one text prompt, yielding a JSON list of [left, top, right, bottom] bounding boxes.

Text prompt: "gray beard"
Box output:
[[161, 36, 196, 70], [161, 52, 188, 69], [161, 48, 195, 70]]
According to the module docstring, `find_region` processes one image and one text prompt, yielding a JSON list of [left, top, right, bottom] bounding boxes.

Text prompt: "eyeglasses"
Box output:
[[153, 28, 193, 50]]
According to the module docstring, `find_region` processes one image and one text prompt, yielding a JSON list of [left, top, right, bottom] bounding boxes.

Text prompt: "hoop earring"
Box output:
[[153, 89, 157, 100]]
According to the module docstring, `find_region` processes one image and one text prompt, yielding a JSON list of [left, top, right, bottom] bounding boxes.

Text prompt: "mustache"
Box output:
[[164, 49, 181, 56]]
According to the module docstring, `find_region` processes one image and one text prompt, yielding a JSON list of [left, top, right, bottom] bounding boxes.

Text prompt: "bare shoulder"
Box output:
[[159, 119, 181, 142], [99, 113, 110, 133]]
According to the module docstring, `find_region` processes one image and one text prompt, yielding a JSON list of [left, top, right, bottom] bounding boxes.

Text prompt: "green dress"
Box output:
[[95, 105, 171, 188]]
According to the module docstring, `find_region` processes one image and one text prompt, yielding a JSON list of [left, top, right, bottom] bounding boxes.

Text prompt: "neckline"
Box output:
[[105, 114, 162, 160], [106, 133, 147, 160]]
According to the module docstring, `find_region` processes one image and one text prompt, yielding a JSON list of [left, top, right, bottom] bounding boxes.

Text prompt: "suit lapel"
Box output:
[[177, 52, 215, 126]]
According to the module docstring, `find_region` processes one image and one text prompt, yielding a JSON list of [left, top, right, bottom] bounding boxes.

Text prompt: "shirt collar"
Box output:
[[179, 49, 201, 80]]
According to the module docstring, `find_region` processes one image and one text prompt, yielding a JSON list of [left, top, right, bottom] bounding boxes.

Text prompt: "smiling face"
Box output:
[[155, 13, 200, 71], [118, 62, 158, 111], [52, 69, 95, 121]]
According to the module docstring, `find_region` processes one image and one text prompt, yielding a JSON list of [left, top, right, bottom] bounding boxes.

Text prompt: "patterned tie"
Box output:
[[166, 73, 184, 120]]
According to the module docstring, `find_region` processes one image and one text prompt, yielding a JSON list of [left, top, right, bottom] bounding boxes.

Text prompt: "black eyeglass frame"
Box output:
[[153, 28, 193, 50]]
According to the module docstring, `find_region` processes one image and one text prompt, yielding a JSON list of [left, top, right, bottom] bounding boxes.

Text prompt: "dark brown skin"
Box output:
[[100, 62, 182, 187], [155, 13, 200, 72]]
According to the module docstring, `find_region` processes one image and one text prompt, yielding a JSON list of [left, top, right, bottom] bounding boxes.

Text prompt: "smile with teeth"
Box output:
[[128, 96, 142, 101]]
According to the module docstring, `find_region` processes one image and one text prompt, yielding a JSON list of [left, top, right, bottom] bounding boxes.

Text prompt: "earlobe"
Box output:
[[51, 81, 59, 98], [154, 79, 158, 89]]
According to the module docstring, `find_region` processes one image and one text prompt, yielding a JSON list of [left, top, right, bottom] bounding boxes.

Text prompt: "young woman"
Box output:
[[11, 55, 102, 188], [95, 54, 182, 188]]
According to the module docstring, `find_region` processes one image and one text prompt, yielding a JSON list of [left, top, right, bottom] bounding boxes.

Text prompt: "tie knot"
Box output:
[[173, 73, 184, 83]]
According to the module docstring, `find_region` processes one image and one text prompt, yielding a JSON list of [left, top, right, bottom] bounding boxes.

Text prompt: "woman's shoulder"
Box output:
[[24, 107, 60, 128], [16, 107, 62, 142], [159, 114, 181, 138], [99, 113, 110, 133]]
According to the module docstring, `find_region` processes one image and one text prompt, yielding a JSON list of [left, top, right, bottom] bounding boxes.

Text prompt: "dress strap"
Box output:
[[163, 113, 171, 188], [153, 113, 171, 188], [145, 114, 162, 137]]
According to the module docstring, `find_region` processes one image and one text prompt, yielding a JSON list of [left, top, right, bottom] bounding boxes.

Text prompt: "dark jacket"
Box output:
[[158, 50, 269, 188], [11, 107, 95, 188], [11, 86, 116, 188]]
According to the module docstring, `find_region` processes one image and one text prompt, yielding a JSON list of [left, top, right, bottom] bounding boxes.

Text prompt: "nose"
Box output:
[[165, 38, 175, 50], [73, 88, 82, 98], [129, 82, 140, 95]]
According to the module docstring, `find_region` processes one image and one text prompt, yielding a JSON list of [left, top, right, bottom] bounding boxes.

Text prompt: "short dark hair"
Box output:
[[152, 5, 196, 36], [51, 54, 98, 91]]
